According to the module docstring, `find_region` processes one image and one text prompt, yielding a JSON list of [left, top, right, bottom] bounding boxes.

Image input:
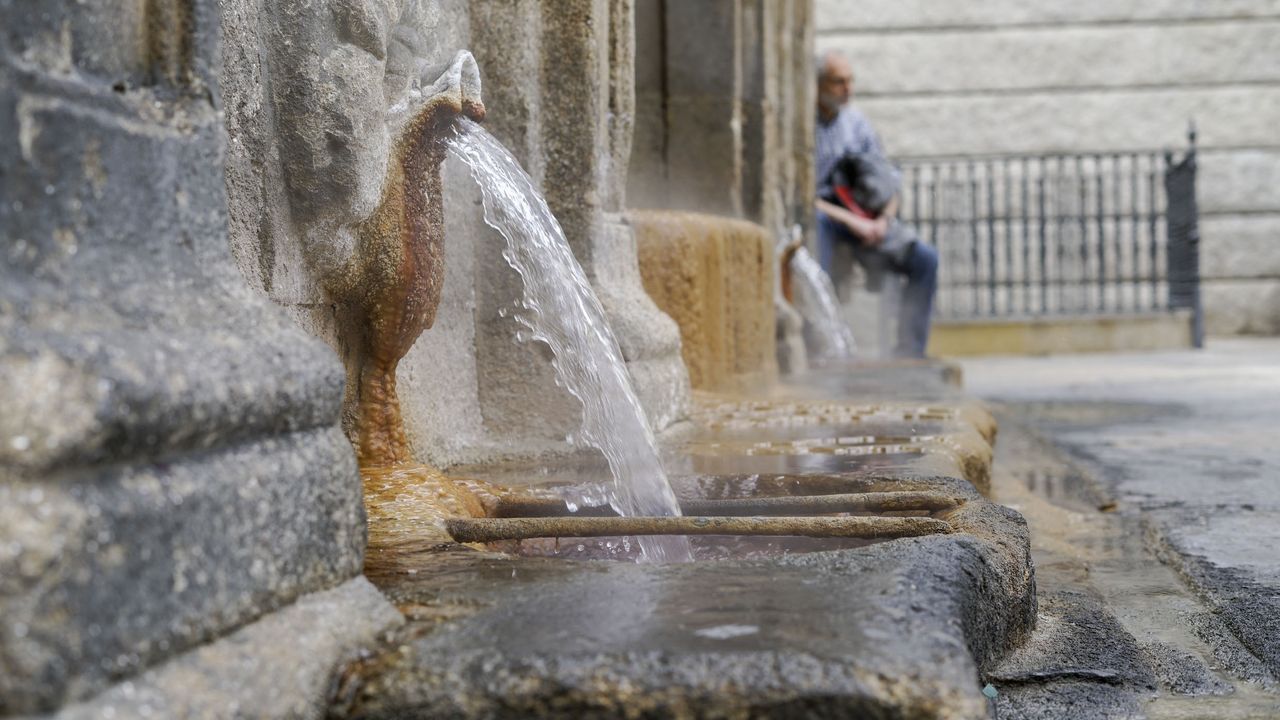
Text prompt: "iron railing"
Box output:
[[896, 129, 1202, 346]]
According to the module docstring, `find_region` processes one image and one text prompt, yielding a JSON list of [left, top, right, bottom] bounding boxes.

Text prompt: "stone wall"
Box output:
[[0, 0, 372, 712], [630, 0, 815, 241], [815, 1, 1280, 335]]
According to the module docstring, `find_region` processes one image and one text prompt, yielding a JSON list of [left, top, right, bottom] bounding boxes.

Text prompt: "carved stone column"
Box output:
[[0, 0, 366, 711]]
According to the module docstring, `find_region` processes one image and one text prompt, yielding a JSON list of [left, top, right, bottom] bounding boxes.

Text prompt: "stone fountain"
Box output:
[[1, 1, 1040, 717]]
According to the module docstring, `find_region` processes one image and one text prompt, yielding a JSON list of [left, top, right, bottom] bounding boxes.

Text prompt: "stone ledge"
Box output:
[[929, 312, 1195, 356], [1, 426, 365, 714], [51, 577, 402, 720]]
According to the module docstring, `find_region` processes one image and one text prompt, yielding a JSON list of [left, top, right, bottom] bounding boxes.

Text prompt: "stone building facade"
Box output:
[[815, 0, 1280, 335]]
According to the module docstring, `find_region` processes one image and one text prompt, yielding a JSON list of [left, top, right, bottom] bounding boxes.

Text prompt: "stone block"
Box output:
[[54, 577, 401, 720], [1202, 279, 1280, 335], [1199, 149, 1280, 215], [856, 86, 1280, 158], [818, 22, 1280, 96], [1, 1, 365, 712], [663, 95, 746, 217], [663, 0, 740, 97], [0, 427, 364, 713], [1200, 214, 1280, 280], [628, 0, 813, 237], [815, 0, 1280, 32], [631, 211, 779, 392]]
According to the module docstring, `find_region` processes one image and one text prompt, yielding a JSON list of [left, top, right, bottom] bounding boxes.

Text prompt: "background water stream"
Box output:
[[449, 119, 692, 562], [790, 246, 857, 363]]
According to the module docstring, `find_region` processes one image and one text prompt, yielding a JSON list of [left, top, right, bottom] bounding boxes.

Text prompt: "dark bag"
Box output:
[[820, 151, 900, 216], [821, 152, 917, 274]]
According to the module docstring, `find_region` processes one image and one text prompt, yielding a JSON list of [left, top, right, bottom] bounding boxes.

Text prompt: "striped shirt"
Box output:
[[815, 105, 886, 197]]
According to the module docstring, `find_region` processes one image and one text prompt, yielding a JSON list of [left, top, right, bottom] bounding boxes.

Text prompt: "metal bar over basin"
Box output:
[[445, 515, 951, 543], [492, 491, 965, 519]]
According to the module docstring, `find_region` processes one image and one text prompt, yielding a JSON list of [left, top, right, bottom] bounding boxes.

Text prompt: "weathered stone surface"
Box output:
[[396, 158, 492, 464], [2, 0, 365, 713], [985, 590, 1156, 719], [54, 577, 402, 720], [819, 22, 1280, 96], [1200, 214, 1280, 280], [1202, 278, 1280, 335], [816, 0, 1280, 31], [1198, 149, 1280, 215], [631, 211, 779, 392], [1153, 510, 1280, 679], [1140, 641, 1233, 695], [1187, 611, 1279, 687], [1, 427, 365, 712], [856, 87, 1280, 159], [629, 0, 813, 239], [988, 680, 1144, 720], [589, 217, 693, 432], [987, 590, 1157, 689]]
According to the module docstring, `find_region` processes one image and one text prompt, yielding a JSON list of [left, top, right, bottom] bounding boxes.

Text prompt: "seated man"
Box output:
[[814, 50, 937, 358]]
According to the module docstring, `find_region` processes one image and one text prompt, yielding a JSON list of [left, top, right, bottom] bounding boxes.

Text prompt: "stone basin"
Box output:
[[339, 372, 1036, 720], [336, 472, 1032, 719]]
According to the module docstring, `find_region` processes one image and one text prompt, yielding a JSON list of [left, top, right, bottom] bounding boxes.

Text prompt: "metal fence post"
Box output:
[[1164, 123, 1204, 348]]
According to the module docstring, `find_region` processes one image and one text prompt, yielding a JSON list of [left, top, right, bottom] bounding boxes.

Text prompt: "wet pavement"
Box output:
[[965, 338, 1280, 718]]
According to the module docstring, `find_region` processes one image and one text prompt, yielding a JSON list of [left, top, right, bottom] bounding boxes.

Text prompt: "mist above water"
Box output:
[[790, 246, 857, 362], [448, 119, 692, 563]]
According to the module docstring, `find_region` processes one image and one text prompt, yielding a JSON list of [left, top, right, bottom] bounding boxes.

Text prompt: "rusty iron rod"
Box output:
[[492, 491, 963, 519], [682, 492, 962, 516], [445, 515, 950, 543]]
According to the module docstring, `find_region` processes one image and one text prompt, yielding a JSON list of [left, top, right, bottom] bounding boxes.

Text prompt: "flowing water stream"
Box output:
[[790, 246, 857, 362], [449, 119, 692, 563]]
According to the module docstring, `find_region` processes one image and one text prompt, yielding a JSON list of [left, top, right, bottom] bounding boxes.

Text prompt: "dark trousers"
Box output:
[[817, 212, 938, 358]]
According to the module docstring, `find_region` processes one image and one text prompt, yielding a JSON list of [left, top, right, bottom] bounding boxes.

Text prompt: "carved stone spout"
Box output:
[[331, 51, 485, 467]]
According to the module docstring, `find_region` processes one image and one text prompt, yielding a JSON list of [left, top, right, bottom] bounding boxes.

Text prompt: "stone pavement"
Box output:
[[964, 338, 1280, 718]]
